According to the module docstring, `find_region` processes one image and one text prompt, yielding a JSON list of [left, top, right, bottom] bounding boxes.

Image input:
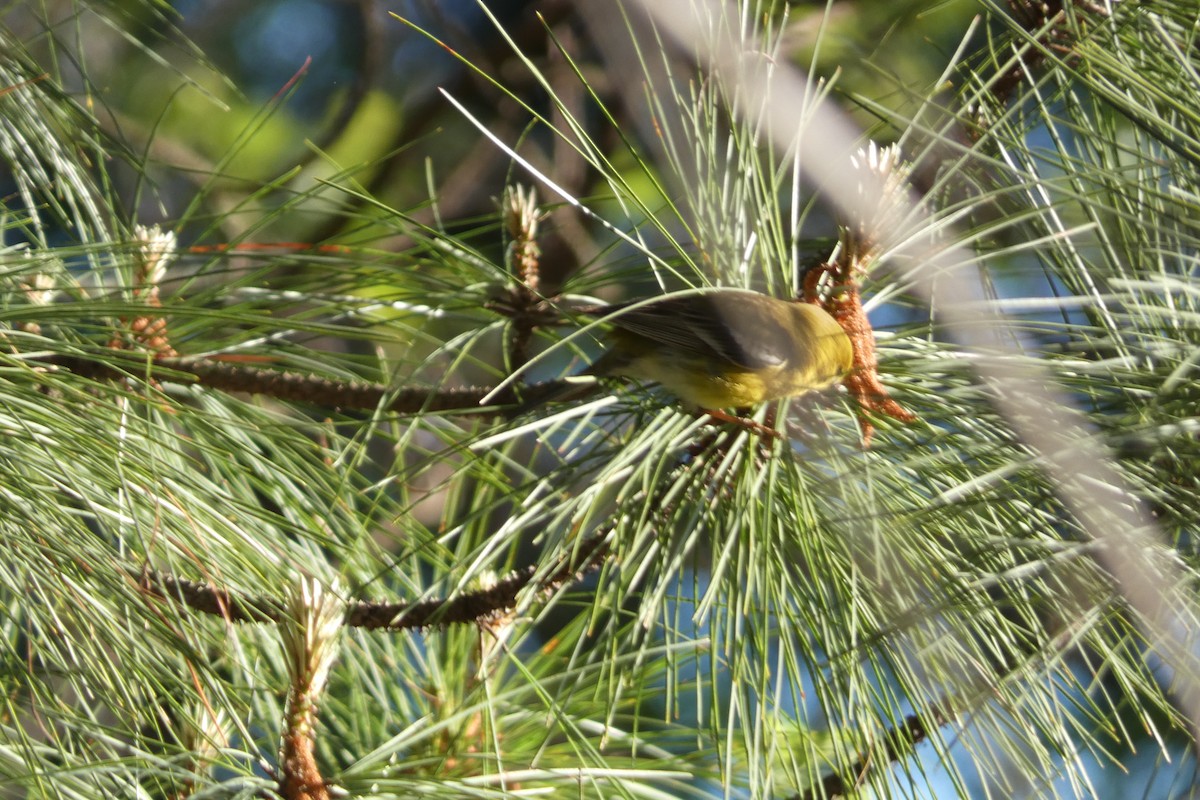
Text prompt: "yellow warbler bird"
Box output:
[[533, 288, 853, 410]]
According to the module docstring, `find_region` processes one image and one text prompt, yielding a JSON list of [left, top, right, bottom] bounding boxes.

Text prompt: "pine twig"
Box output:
[[132, 530, 612, 632], [795, 703, 954, 800], [29, 351, 572, 416]]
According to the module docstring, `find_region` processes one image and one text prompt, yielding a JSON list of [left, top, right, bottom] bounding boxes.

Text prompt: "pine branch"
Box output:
[[28, 352, 569, 416], [132, 530, 611, 631], [795, 703, 954, 800]]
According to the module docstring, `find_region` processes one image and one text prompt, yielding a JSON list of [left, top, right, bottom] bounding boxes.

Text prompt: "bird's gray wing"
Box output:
[[604, 293, 792, 370]]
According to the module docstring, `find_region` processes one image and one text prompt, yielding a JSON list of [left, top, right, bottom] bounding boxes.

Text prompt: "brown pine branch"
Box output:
[[794, 702, 954, 800], [26, 351, 573, 416], [133, 570, 283, 624], [132, 530, 611, 632]]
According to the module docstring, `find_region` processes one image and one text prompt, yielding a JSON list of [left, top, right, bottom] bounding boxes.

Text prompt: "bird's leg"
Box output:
[[701, 409, 782, 441]]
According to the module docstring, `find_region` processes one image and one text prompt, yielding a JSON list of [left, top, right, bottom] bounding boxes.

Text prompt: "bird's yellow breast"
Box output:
[[617, 352, 776, 408]]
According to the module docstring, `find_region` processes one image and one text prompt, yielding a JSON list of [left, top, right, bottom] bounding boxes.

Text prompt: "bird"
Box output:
[[523, 288, 853, 411]]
